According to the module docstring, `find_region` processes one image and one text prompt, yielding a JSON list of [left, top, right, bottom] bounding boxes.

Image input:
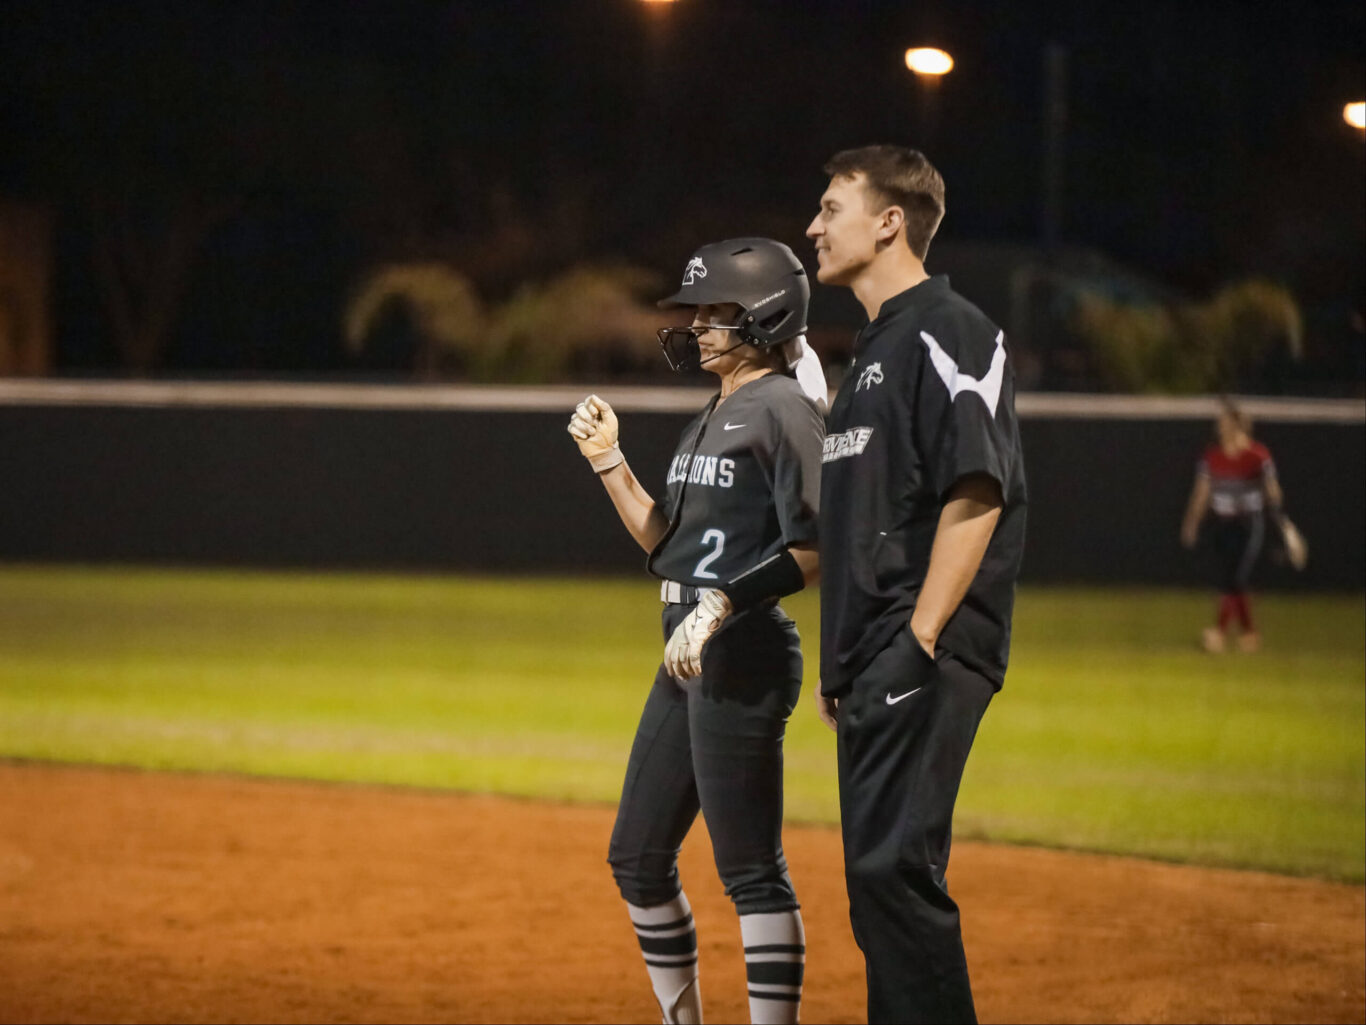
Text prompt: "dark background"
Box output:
[[1, 1, 1361, 589], [1, 0, 1362, 380], [0, 402, 1360, 589]]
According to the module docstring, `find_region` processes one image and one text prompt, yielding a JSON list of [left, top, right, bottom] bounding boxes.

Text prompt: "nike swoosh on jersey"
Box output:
[[723, 422, 746, 430], [919, 329, 1007, 416], [886, 687, 922, 705]]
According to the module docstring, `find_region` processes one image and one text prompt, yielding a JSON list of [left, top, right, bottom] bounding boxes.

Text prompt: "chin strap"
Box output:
[[782, 334, 828, 411], [697, 337, 750, 366]]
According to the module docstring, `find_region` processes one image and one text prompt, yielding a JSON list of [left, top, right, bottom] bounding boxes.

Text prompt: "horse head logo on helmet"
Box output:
[[656, 238, 811, 371]]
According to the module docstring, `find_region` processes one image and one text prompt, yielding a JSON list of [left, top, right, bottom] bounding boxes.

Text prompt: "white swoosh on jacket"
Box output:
[[919, 329, 1007, 416]]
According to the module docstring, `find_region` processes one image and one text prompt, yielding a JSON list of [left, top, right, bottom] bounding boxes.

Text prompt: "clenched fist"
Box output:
[[664, 589, 733, 681], [567, 394, 624, 473]]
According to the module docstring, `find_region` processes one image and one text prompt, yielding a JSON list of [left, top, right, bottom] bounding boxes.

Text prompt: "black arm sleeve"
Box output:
[[718, 548, 806, 611]]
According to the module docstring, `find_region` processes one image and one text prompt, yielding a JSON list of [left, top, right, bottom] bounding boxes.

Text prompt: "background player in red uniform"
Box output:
[[567, 238, 825, 1024], [1180, 398, 1293, 653]]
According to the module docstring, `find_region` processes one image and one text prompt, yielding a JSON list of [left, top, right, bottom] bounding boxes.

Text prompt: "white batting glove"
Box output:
[[567, 394, 624, 473], [664, 589, 733, 681]]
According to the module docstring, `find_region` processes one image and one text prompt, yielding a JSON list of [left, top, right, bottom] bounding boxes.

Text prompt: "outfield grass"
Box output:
[[0, 565, 1361, 881]]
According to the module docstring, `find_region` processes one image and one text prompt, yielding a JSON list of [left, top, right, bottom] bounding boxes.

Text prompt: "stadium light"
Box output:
[[903, 47, 953, 152], [1345, 102, 1365, 131], [904, 47, 954, 76]]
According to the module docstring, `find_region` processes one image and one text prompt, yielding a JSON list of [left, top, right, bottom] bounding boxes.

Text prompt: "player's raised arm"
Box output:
[[567, 394, 669, 553]]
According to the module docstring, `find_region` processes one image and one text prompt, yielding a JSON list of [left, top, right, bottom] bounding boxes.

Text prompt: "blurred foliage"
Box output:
[[344, 262, 485, 378], [344, 261, 665, 381], [1072, 279, 1304, 393], [480, 265, 664, 382]]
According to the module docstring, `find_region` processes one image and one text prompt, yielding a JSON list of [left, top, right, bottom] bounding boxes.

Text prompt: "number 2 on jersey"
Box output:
[[694, 529, 726, 579]]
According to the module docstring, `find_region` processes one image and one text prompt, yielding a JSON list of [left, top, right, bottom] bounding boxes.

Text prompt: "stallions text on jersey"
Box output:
[[648, 374, 824, 587]]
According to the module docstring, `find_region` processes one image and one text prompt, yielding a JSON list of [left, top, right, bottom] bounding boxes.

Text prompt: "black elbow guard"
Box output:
[[718, 549, 806, 611]]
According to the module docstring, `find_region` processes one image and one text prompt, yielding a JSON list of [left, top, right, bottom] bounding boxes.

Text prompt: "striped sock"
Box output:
[[740, 909, 805, 1024], [627, 894, 702, 1024]]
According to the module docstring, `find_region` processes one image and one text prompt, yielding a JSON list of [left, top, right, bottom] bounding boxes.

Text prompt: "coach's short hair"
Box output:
[[823, 145, 945, 260]]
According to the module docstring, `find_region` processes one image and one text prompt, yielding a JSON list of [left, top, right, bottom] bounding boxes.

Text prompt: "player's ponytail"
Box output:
[[783, 334, 829, 413]]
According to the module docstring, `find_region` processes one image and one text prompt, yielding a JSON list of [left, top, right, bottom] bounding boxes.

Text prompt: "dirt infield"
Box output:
[[0, 763, 1362, 1024]]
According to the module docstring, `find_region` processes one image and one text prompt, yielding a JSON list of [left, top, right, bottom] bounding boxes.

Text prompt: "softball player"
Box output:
[[1180, 398, 1291, 652], [567, 238, 826, 1025]]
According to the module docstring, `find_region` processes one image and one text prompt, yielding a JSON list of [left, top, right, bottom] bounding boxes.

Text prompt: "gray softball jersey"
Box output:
[[648, 372, 824, 588]]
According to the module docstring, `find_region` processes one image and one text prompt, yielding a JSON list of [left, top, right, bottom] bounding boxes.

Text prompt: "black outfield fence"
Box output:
[[1, 382, 1361, 590]]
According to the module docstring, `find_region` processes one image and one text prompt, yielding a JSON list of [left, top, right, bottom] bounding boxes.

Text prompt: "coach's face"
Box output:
[[806, 173, 884, 286]]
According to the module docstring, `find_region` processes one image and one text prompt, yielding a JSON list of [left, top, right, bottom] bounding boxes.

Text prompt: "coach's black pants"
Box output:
[[608, 601, 803, 915], [836, 625, 995, 1025]]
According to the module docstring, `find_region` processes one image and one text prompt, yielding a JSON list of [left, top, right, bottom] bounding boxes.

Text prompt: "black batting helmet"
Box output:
[[656, 238, 810, 370]]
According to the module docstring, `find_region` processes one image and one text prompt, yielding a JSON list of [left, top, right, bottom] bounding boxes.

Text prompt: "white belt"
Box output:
[[660, 580, 704, 604]]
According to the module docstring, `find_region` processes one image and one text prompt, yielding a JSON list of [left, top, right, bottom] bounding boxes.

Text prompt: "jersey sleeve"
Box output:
[[923, 318, 1020, 499], [764, 390, 824, 548]]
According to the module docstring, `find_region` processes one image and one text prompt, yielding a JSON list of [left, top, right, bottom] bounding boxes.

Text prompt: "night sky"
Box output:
[[1, 0, 1361, 377]]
